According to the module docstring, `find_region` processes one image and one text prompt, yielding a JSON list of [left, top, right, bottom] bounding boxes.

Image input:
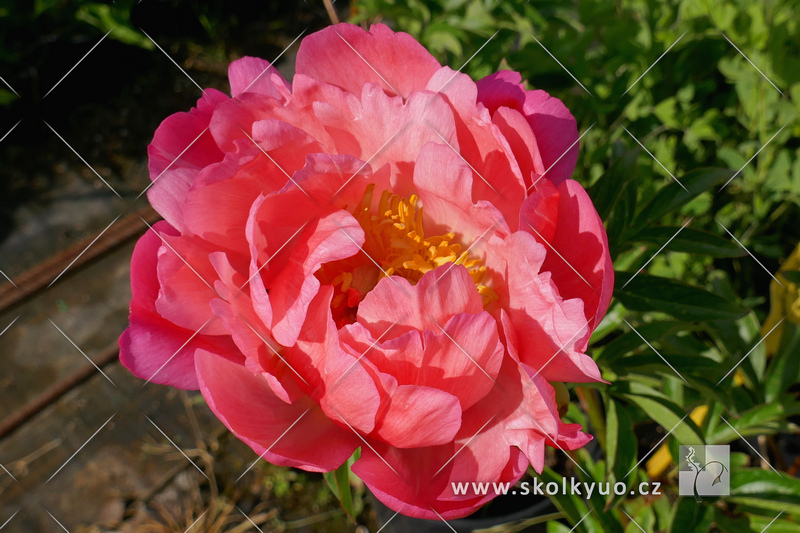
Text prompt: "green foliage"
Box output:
[[353, 0, 800, 531]]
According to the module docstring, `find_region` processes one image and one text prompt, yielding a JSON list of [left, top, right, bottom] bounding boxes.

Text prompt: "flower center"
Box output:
[[318, 184, 497, 326]]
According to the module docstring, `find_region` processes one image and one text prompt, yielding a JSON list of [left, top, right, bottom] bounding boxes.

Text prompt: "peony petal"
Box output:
[[483, 232, 602, 383], [373, 384, 462, 448], [476, 71, 579, 186], [285, 286, 382, 434], [268, 210, 364, 347], [228, 56, 291, 99], [295, 23, 441, 98], [147, 89, 228, 230], [527, 179, 614, 331], [196, 349, 360, 472], [343, 311, 504, 410], [413, 142, 510, 248], [426, 68, 527, 230], [356, 263, 483, 340]]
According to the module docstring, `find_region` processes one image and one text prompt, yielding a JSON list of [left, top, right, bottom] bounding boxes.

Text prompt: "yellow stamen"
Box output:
[[348, 184, 498, 306]]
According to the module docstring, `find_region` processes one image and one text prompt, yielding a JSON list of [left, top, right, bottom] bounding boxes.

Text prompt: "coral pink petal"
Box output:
[[286, 286, 382, 434], [483, 232, 602, 383], [147, 89, 228, 230], [476, 71, 579, 186], [356, 264, 483, 339], [426, 68, 527, 230], [154, 232, 228, 336], [373, 383, 462, 448], [491, 106, 546, 190], [268, 210, 364, 347], [228, 56, 291, 98], [196, 349, 360, 472], [413, 142, 510, 247], [522, 89, 579, 186], [344, 311, 503, 410], [296, 23, 441, 98], [531, 179, 614, 331]]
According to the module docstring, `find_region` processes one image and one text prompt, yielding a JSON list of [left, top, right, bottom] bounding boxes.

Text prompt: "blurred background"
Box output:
[[2, 0, 800, 531]]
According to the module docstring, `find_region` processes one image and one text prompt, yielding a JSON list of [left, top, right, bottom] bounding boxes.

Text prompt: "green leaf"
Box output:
[[782, 271, 800, 285], [634, 168, 734, 227], [728, 469, 800, 515], [761, 322, 800, 402], [323, 450, 361, 521], [597, 321, 691, 364], [604, 398, 638, 508], [615, 272, 748, 321], [668, 498, 714, 533], [623, 393, 705, 445], [707, 397, 800, 443], [628, 227, 747, 258], [590, 148, 639, 221]]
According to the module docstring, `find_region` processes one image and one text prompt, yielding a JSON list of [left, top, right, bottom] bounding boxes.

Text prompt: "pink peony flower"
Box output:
[[120, 23, 613, 519]]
